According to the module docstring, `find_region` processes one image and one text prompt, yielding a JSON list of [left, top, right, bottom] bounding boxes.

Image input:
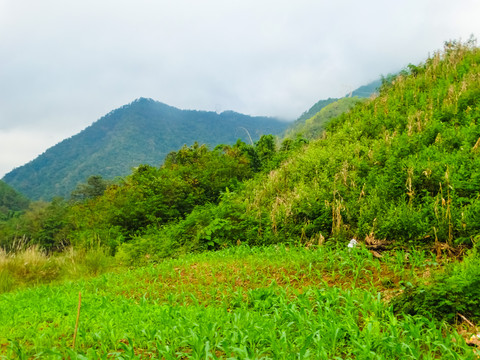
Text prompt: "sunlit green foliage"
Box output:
[[393, 243, 480, 323], [234, 39, 480, 248], [1, 245, 477, 359]]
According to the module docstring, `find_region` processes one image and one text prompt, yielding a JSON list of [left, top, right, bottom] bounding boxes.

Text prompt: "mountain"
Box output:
[[294, 98, 339, 124], [2, 98, 288, 200], [350, 79, 382, 97], [284, 97, 364, 140], [93, 40, 480, 261], [286, 79, 381, 139]]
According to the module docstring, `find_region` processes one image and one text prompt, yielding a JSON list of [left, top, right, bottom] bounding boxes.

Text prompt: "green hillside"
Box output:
[[99, 40, 480, 260], [125, 41, 480, 263], [294, 97, 340, 124], [238, 40, 480, 248], [1, 40, 480, 358], [2, 98, 288, 200], [284, 97, 365, 139], [286, 79, 381, 140], [3, 40, 479, 256]]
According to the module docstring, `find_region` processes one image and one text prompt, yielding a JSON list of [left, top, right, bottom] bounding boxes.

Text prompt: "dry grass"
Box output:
[[0, 245, 112, 293]]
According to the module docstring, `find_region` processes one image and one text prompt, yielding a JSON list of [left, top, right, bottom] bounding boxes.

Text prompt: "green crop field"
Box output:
[[1, 245, 478, 359]]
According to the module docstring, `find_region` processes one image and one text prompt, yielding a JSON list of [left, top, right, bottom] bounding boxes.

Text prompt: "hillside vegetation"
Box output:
[[1, 40, 480, 258], [95, 39, 480, 260], [232, 39, 480, 249], [1, 40, 480, 358], [292, 79, 380, 125], [2, 99, 288, 200], [284, 97, 365, 140]]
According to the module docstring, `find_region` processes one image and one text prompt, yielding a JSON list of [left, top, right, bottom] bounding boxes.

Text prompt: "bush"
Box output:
[[115, 231, 177, 266], [392, 245, 480, 323], [79, 247, 113, 276], [0, 246, 62, 292]]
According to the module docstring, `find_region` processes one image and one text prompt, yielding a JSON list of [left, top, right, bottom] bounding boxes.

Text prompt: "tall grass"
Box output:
[[0, 246, 112, 293]]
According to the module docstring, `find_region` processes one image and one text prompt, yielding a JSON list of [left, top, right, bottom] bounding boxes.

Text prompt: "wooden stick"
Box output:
[[73, 291, 82, 349], [457, 312, 477, 329]]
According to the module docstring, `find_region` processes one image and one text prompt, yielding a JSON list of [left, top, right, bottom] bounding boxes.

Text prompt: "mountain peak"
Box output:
[[3, 100, 288, 200]]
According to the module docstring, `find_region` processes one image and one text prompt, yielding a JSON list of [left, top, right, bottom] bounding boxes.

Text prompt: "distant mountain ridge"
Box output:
[[284, 97, 365, 140], [294, 79, 381, 124], [3, 98, 288, 200], [285, 79, 382, 139]]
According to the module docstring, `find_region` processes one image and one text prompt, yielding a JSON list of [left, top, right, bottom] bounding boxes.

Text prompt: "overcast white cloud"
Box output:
[[1, 0, 480, 178]]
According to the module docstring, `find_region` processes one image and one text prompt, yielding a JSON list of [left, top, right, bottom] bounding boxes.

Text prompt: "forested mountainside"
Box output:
[[2, 98, 288, 200]]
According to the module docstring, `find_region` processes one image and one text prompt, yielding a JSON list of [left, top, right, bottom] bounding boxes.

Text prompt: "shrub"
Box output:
[[392, 244, 480, 323], [79, 247, 113, 276]]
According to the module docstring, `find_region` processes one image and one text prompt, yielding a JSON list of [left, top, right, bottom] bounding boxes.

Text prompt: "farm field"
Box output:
[[1, 245, 478, 359]]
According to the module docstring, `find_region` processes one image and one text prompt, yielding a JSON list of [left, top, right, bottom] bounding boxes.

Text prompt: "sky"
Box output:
[[1, 0, 480, 178]]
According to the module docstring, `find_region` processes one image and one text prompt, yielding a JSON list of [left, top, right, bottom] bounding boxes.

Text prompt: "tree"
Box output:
[[71, 175, 109, 201]]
